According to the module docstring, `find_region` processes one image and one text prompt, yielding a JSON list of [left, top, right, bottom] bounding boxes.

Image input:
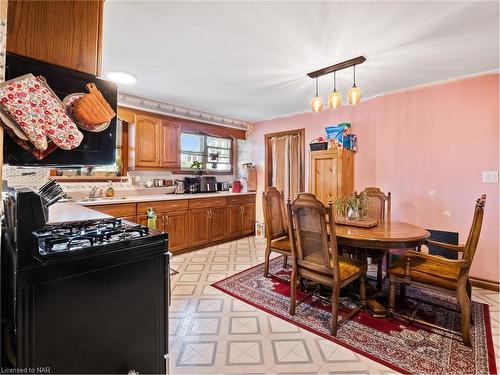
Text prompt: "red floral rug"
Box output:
[[212, 257, 497, 374]]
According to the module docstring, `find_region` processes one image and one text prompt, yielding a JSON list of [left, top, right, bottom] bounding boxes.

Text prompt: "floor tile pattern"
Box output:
[[169, 237, 500, 374]]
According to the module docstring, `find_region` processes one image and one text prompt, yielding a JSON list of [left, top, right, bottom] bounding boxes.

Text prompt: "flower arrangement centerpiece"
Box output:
[[333, 191, 369, 220]]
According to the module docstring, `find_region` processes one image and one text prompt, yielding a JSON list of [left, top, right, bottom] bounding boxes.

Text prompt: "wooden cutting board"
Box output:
[[334, 218, 378, 228]]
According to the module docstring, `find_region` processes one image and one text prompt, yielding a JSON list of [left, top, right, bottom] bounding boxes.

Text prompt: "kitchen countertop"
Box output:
[[73, 191, 256, 206], [48, 203, 112, 225]]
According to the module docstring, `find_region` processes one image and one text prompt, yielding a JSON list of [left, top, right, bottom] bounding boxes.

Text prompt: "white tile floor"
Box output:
[[169, 236, 500, 374]]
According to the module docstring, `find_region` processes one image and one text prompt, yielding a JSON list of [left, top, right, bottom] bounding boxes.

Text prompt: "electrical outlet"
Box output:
[[482, 170, 498, 183]]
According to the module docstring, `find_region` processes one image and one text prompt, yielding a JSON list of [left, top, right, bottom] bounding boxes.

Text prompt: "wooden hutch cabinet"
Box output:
[[309, 149, 354, 206]]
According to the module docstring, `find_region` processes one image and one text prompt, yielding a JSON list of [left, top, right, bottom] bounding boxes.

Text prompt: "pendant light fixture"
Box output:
[[327, 70, 342, 109], [310, 77, 323, 112], [347, 64, 362, 105], [307, 56, 365, 111]]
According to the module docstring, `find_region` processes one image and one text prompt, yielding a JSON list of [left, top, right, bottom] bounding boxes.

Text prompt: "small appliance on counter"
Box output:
[[200, 176, 217, 193], [1, 187, 169, 373], [232, 180, 242, 193], [184, 177, 201, 194], [174, 179, 185, 194], [217, 181, 230, 191]]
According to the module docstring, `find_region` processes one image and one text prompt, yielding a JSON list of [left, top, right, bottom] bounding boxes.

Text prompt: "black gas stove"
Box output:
[[34, 218, 153, 259], [1, 188, 169, 373]]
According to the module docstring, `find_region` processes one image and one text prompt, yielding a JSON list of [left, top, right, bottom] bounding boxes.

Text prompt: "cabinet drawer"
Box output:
[[188, 197, 227, 209], [90, 203, 137, 218], [226, 195, 255, 205], [137, 200, 189, 215]]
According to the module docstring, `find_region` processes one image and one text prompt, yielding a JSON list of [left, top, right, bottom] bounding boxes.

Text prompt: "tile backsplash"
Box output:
[[2, 165, 234, 193], [2, 138, 254, 193]]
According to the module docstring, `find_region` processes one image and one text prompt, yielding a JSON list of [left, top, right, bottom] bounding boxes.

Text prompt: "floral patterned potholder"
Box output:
[[0, 74, 83, 151]]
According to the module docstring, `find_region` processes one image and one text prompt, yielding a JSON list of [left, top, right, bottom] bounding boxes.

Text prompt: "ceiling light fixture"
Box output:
[[347, 65, 362, 105], [310, 77, 323, 112], [307, 56, 365, 111], [107, 71, 137, 85], [327, 71, 342, 109]]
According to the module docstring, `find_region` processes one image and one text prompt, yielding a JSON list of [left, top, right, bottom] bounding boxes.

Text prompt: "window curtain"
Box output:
[[271, 133, 302, 200]]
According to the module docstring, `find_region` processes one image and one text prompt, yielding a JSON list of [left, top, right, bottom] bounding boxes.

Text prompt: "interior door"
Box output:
[[135, 114, 160, 167], [264, 129, 305, 199], [210, 207, 226, 242], [188, 209, 210, 247]]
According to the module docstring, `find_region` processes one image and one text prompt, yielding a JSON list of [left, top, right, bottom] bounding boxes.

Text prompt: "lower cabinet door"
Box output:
[[226, 204, 242, 237], [188, 208, 210, 247], [242, 203, 256, 234], [165, 211, 190, 252], [210, 207, 226, 242]]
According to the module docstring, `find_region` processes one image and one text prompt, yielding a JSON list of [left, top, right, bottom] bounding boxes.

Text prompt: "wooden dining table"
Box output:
[[334, 220, 430, 250], [333, 221, 430, 317]]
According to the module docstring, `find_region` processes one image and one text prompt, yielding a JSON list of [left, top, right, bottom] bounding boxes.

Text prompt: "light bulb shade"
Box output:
[[310, 95, 324, 112], [328, 90, 342, 109], [348, 86, 362, 105]]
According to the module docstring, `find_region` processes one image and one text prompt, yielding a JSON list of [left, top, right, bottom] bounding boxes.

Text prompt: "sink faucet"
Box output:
[[89, 186, 103, 199]]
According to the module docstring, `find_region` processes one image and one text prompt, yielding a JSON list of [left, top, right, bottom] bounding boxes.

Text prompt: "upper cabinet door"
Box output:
[[135, 114, 161, 167], [160, 121, 181, 168], [7, 0, 104, 75]]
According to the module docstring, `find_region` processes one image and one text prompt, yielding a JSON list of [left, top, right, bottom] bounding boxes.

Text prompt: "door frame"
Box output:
[[264, 128, 305, 193]]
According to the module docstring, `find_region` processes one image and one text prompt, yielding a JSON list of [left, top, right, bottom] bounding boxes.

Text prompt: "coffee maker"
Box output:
[[184, 177, 200, 194]]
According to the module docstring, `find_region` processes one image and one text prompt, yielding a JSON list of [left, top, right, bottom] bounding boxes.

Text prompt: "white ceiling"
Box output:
[[103, 1, 499, 122]]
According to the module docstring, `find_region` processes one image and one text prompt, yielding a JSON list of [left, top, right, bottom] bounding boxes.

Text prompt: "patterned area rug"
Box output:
[[212, 256, 497, 374]]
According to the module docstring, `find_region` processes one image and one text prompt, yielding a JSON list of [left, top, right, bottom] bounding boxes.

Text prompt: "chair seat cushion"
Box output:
[[303, 254, 364, 282], [270, 237, 291, 253], [339, 256, 364, 282], [388, 255, 459, 290]]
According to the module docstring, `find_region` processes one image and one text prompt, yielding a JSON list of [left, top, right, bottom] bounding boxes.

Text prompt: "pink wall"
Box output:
[[249, 73, 499, 282]]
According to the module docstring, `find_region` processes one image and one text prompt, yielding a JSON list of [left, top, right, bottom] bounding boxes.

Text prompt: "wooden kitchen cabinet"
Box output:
[[88, 194, 256, 253], [135, 114, 161, 168], [137, 215, 149, 228], [160, 121, 181, 168], [188, 206, 228, 247], [164, 211, 190, 252], [188, 208, 211, 247], [7, 0, 104, 75], [134, 114, 181, 169], [210, 206, 227, 242], [226, 205, 242, 237], [309, 149, 354, 206], [242, 203, 256, 234], [225, 195, 256, 238], [90, 203, 136, 219]]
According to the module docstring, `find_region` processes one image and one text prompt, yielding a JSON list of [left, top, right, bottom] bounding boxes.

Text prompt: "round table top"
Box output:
[[335, 221, 430, 249]]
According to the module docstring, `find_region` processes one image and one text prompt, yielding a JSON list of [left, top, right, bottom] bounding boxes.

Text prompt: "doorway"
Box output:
[[264, 129, 305, 199]]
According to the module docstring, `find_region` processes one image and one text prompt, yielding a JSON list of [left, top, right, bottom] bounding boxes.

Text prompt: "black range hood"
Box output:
[[3, 53, 118, 167]]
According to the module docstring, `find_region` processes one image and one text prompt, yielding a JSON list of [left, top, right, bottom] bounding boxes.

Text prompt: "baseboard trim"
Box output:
[[470, 276, 500, 292]]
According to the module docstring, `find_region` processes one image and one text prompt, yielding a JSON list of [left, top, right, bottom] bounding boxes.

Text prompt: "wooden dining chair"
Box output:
[[287, 193, 366, 335], [362, 187, 391, 289], [387, 194, 486, 346], [262, 187, 291, 278]]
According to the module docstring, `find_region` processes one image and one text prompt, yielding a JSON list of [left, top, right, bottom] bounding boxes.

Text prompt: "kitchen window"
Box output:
[[180, 132, 233, 173]]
